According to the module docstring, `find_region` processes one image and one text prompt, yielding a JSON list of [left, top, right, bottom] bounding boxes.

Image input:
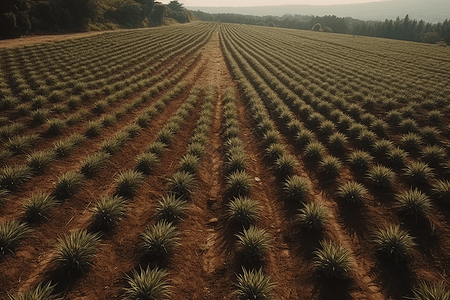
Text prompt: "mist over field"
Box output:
[[188, 0, 449, 23]]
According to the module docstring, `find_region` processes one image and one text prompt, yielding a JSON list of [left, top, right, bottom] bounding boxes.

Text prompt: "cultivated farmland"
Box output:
[[1, 21, 450, 300]]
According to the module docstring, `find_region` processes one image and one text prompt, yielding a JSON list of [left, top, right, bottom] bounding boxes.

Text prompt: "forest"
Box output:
[[0, 0, 194, 38]]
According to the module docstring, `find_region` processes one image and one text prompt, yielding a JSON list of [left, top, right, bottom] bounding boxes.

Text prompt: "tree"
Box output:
[[167, 0, 184, 12]]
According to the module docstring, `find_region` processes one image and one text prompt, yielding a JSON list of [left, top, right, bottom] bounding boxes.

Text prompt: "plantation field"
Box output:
[[1, 21, 450, 299]]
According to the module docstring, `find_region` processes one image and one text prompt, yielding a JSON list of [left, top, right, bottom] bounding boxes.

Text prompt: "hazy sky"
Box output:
[[170, 0, 390, 7]]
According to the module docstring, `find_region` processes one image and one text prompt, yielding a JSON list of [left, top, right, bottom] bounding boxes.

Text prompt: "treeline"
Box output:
[[193, 11, 449, 44], [0, 0, 194, 39]]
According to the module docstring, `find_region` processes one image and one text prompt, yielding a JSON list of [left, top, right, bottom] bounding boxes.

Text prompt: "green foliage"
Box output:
[[54, 134, 86, 157], [23, 192, 55, 222], [366, 164, 395, 189], [8, 282, 60, 300], [123, 266, 170, 300], [396, 188, 432, 222], [91, 195, 126, 231], [179, 153, 200, 174], [304, 141, 325, 161], [135, 152, 159, 175], [328, 132, 347, 153], [275, 154, 297, 177], [6, 134, 40, 154], [236, 226, 270, 263], [235, 268, 275, 300], [46, 118, 66, 136], [374, 224, 415, 263], [27, 150, 55, 173], [146, 141, 167, 156], [141, 220, 179, 259], [0, 220, 31, 257], [319, 155, 342, 178], [155, 194, 187, 223], [53, 171, 84, 199], [401, 132, 423, 151], [387, 147, 408, 167], [85, 121, 103, 137], [421, 145, 447, 167], [432, 180, 450, 204], [227, 170, 252, 197], [169, 171, 195, 199], [116, 170, 144, 198], [403, 161, 433, 186], [336, 181, 367, 205], [80, 151, 111, 177], [284, 175, 309, 202], [348, 150, 373, 171], [412, 282, 450, 300], [0, 165, 32, 191], [227, 196, 260, 228], [264, 143, 285, 160], [298, 201, 329, 231], [313, 240, 352, 279], [294, 129, 314, 147], [54, 230, 101, 276], [372, 139, 394, 157]]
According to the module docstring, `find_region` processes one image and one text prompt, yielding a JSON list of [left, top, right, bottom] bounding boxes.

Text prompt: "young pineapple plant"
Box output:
[[169, 171, 195, 199], [348, 150, 373, 171], [226, 170, 253, 197], [336, 181, 367, 205], [0, 165, 32, 191], [123, 266, 170, 300], [366, 164, 395, 190], [264, 143, 285, 161], [319, 155, 342, 179], [283, 175, 309, 203], [304, 141, 325, 162], [403, 161, 433, 187], [387, 147, 408, 167], [275, 154, 297, 177], [91, 195, 126, 231], [235, 268, 275, 300], [141, 220, 179, 260], [135, 152, 159, 175], [9, 281, 60, 300], [54, 230, 101, 276], [412, 281, 450, 300], [396, 188, 432, 222], [372, 139, 394, 157], [236, 226, 270, 263], [373, 224, 415, 263], [227, 196, 260, 228], [328, 132, 348, 153], [53, 171, 84, 199], [313, 240, 352, 279], [27, 150, 55, 173], [116, 170, 144, 198], [294, 129, 314, 148], [0, 220, 31, 257], [401, 132, 423, 152], [46, 118, 66, 136], [146, 141, 167, 157], [80, 151, 111, 177], [421, 145, 447, 168], [23, 192, 55, 222], [179, 154, 200, 174], [297, 202, 329, 231], [155, 194, 187, 222], [432, 180, 450, 204]]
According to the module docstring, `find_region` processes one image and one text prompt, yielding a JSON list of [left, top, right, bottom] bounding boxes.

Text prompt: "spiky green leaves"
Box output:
[[396, 188, 432, 222], [155, 194, 187, 222], [283, 175, 309, 202], [123, 266, 170, 300], [91, 195, 126, 231], [23, 192, 55, 222], [227, 196, 260, 228], [313, 240, 352, 279], [374, 224, 415, 263], [336, 181, 367, 205], [236, 226, 270, 263], [141, 220, 179, 260], [366, 164, 395, 189], [0, 165, 32, 191], [227, 170, 252, 197], [412, 281, 450, 300], [9, 281, 61, 300], [54, 230, 100, 276], [0, 220, 31, 257], [235, 268, 275, 300], [168, 171, 195, 199], [53, 171, 84, 200], [297, 202, 329, 231], [116, 170, 144, 198], [80, 152, 111, 177]]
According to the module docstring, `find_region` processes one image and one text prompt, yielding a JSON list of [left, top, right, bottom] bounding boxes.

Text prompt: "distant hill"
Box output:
[[188, 0, 449, 23]]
